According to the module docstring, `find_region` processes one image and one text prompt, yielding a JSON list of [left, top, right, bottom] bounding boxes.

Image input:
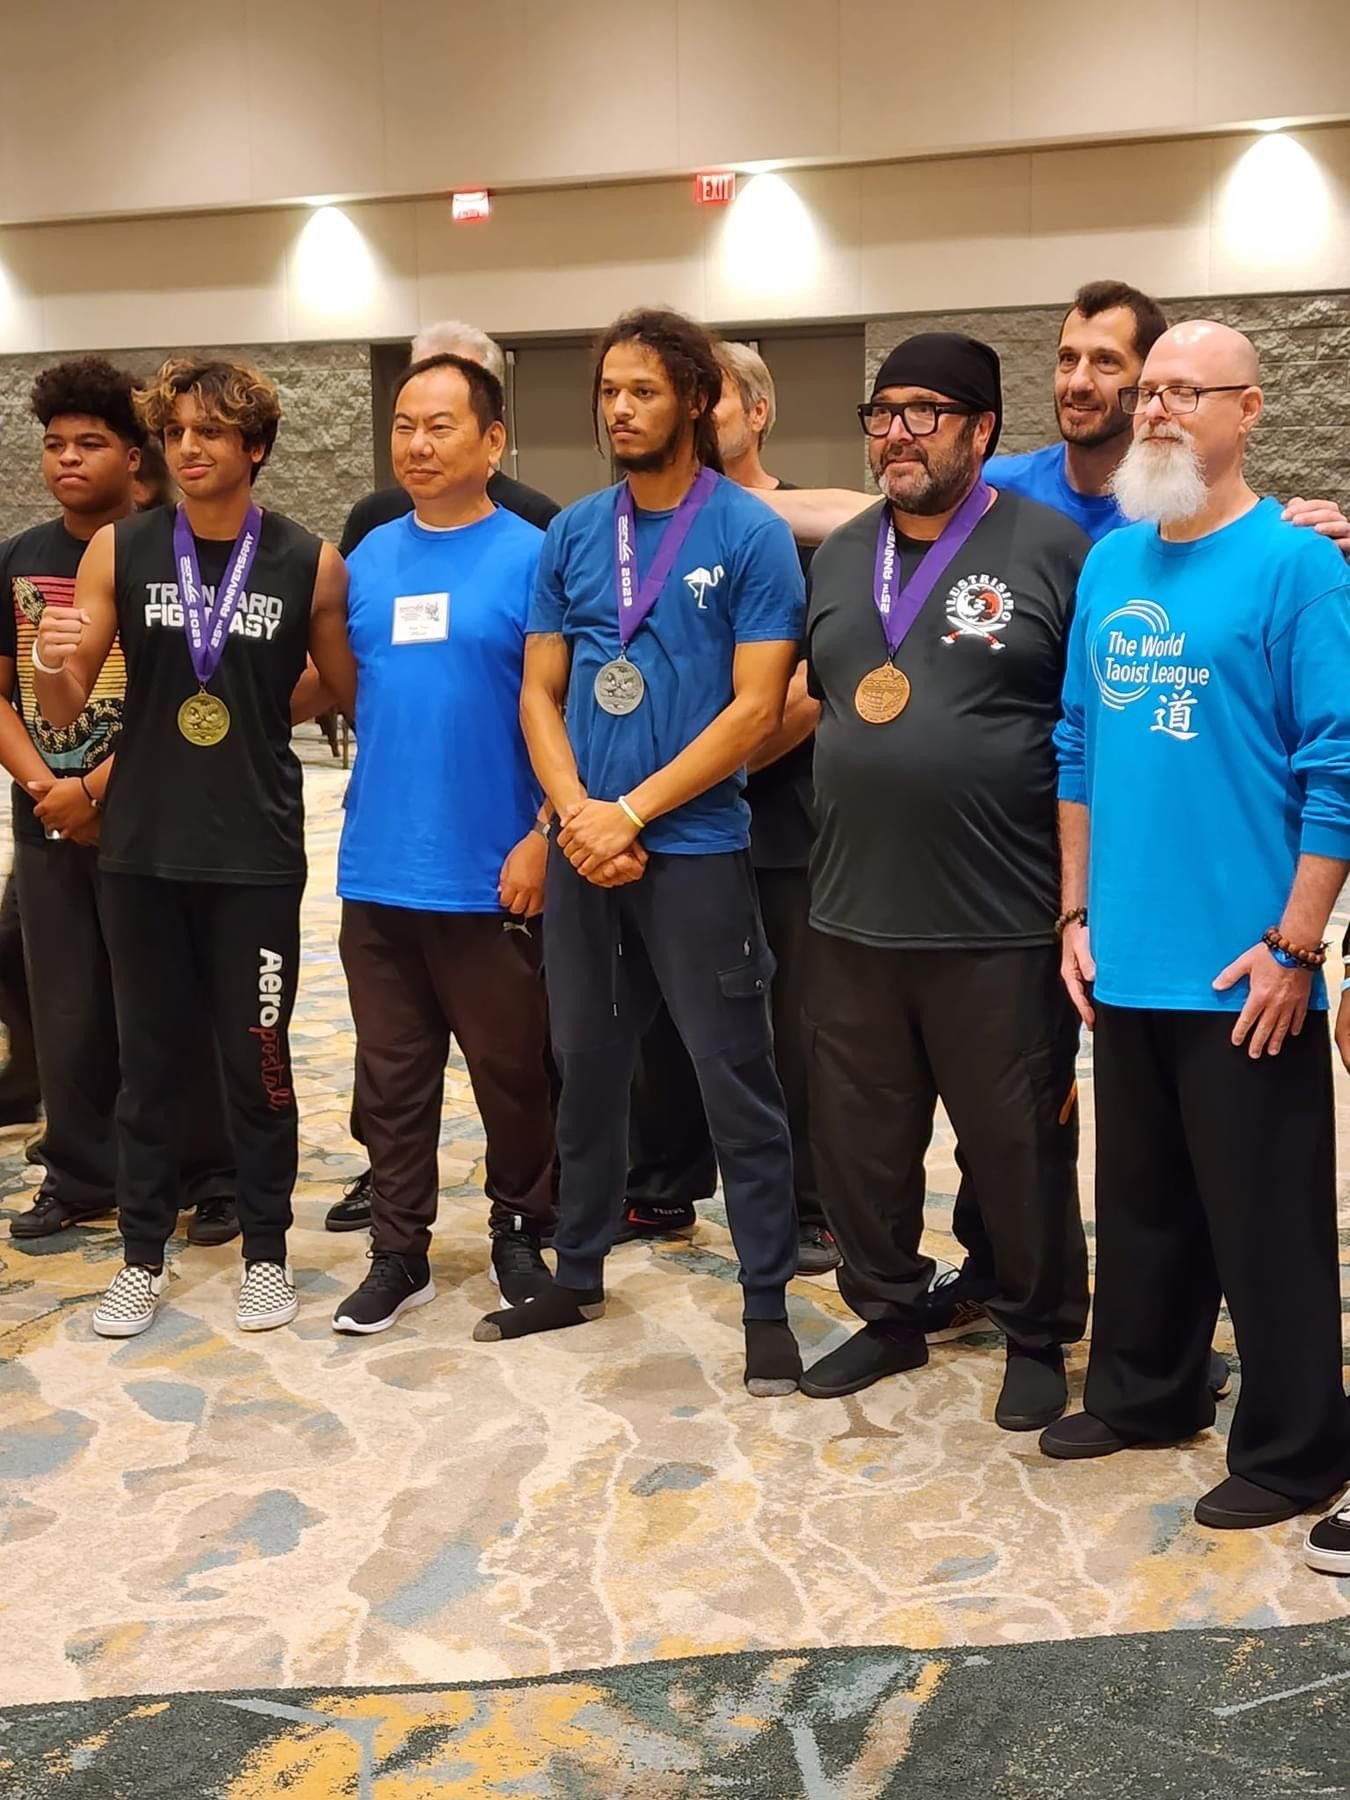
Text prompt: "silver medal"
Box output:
[[594, 657, 645, 716]]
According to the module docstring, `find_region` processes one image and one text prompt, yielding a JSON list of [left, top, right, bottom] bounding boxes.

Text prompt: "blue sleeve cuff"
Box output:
[[1057, 773, 1088, 805], [1300, 819, 1350, 860]]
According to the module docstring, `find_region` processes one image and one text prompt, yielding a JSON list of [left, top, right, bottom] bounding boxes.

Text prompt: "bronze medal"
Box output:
[[177, 691, 231, 747], [854, 664, 910, 724]]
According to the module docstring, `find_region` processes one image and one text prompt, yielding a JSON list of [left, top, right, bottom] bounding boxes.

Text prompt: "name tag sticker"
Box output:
[[392, 592, 449, 644]]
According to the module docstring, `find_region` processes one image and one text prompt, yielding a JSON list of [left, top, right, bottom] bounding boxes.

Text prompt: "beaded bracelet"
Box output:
[[1261, 926, 1328, 970], [1054, 907, 1087, 936]]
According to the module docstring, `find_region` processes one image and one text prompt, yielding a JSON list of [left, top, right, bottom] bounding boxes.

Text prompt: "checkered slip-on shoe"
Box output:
[[93, 1264, 168, 1338], [236, 1261, 298, 1332]]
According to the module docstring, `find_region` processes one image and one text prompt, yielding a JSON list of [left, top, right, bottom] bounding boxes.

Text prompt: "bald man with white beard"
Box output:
[[1044, 321, 1350, 1533]]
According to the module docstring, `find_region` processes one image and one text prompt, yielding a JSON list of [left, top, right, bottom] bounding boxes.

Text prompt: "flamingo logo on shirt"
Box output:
[[683, 564, 724, 609]]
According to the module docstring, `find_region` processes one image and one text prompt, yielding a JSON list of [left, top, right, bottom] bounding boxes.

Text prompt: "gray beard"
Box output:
[[1110, 432, 1209, 526]]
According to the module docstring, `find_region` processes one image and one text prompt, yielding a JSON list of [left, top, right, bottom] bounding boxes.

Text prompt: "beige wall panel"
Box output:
[[676, 0, 841, 168], [412, 185, 707, 336], [246, 0, 387, 204], [839, 0, 1015, 159], [1209, 127, 1350, 293], [858, 155, 1033, 315], [0, 6, 246, 220], [37, 212, 294, 355], [1197, 0, 1350, 125], [704, 169, 863, 323], [285, 202, 420, 341], [381, 0, 681, 192], [1009, 0, 1200, 141], [0, 230, 47, 355], [1027, 140, 1212, 301]]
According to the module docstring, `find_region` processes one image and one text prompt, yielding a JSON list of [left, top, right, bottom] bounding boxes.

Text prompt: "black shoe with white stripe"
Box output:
[[1305, 1500, 1350, 1574], [490, 1217, 551, 1307], [332, 1251, 434, 1335]]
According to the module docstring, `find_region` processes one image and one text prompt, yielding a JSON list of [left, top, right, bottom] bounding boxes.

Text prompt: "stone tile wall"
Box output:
[[0, 341, 374, 546], [866, 289, 1350, 502]]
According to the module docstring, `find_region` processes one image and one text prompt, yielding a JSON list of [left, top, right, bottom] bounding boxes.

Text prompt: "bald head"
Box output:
[[1143, 319, 1261, 387]]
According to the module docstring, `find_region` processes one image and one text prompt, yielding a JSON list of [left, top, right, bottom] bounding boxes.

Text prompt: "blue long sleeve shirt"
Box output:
[[1056, 498, 1350, 1011]]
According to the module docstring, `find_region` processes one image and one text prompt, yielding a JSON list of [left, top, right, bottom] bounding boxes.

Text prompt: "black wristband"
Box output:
[[79, 775, 101, 812]]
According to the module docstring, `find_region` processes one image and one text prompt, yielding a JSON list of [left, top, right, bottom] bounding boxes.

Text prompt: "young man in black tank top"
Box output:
[[0, 358, 237, 1245], [32, 359, 356, 1338]]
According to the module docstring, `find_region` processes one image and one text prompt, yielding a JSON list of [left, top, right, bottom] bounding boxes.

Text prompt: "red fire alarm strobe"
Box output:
[[452, 190, 492, 223], [694, 172, 736, 206]]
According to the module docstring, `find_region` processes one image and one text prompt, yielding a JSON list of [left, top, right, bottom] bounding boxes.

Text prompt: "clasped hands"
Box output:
[[557, 798, 647, 887]]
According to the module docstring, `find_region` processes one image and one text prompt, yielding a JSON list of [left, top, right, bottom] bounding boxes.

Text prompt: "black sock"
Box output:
[[473, 1280, 605, 1342], [744, 1318, 802, 1396]]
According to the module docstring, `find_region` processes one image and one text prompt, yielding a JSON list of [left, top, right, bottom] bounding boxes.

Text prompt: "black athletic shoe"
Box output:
[[924, 1266, 992, 1343], [490, 1219, 552, 1307], [325, 1169, 375, 1232], [332, 1251, 435, 1335], [1304, 1500, 1350, 1574], [1209, 1349, 1232, 1399], [612, 1201, 697, 1244], [9, 1193, 114, 1240], [186, 1196, 241, 1246], [796, 1225, 842, 1276]]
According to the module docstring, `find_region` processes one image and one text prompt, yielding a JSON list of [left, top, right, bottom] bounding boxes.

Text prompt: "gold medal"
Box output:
[[177, 691, 231, 747], [854, 664, 910, 724]]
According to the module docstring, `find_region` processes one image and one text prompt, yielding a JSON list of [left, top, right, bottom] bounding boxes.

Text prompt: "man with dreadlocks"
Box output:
[[475, 307, 807, 1397]]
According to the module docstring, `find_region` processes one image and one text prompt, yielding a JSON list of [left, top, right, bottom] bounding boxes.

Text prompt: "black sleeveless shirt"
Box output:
[[99, 506, 321, 883]]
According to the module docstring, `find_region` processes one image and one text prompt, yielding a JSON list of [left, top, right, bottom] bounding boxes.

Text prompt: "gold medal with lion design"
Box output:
[[177, 690, 231, 746]]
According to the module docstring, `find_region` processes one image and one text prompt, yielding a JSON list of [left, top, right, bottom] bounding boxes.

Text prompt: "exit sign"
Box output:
[[694, 171, 736, 206], [451, 189, 491, 223]]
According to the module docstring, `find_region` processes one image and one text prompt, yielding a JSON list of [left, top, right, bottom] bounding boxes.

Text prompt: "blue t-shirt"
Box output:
[[338, 507, 544, 912], [1056, 498, 1350, 1011], [988, 443, 1124, 542], [529, 475, 805, 853]]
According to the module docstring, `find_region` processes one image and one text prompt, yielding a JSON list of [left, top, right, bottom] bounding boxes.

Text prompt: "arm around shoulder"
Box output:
[[307, 541, 357, 719]]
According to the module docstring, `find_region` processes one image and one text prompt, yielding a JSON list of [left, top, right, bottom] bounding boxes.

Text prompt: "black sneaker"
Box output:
[[924, 1266, 992, 1343], [612, 1201, 697, 1244], [9, 1193, 115, 1240], [796, 1225, 841, 1276], [332, 1251, 435, 1335], [186, 1196, 241, 1246], [1305, 1500, 1350, 1574], [326, 1169, 375, 1232], [490, 1218, 552, 1307]]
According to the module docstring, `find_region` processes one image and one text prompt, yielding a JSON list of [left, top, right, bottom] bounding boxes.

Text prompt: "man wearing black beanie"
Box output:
[[799, 331, 1091, 1431]]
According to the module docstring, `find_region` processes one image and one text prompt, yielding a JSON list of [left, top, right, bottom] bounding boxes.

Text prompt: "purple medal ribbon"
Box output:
[[172, 502, 264, 686], [872, 479, 992, 657], [612, 466, 718, 652]]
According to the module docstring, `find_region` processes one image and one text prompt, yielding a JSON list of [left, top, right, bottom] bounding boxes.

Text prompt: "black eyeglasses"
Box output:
[[857, 400, 976, 438], [1119, 384, 1248, 415]]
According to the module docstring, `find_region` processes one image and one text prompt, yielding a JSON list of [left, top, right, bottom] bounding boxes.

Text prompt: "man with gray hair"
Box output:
[[324, 319, 561, 1235], [1045, 320, 1350, 1529], [619, 339, 840, 1276]]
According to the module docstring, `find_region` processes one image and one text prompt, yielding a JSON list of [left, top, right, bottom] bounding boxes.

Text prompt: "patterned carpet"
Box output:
[[2, 738, 1348, 1797]]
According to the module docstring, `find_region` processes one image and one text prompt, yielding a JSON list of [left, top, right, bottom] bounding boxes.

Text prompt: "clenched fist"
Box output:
[[35, 606, 90, 671]]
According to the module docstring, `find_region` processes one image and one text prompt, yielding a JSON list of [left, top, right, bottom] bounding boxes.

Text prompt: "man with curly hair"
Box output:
[[31, 357, 356, 1337], [0, 357, 236, 1243]]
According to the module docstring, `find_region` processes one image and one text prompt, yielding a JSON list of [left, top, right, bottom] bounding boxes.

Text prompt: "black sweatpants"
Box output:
[[545, 846, 797, 1319], [805, 930, 1087, 1347], [339, 902, 556, 1256], [626, 864, 825, 1228], [15, 839, 234, 1215], [101, 873, 301, 1266], [0, 871, 39, 1112], [1087, 1003, 1350, 1503]]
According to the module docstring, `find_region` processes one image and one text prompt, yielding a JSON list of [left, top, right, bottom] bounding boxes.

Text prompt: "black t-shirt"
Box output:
[[0, 519, 125, 842], [744, 479, 816, 871], [339, 469, 560, 556], [99, 507, 321, 883], [806, 490, 1089, 947]]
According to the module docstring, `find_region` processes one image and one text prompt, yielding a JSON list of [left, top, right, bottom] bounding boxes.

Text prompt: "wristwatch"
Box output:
[[531, 817, 552, 841]]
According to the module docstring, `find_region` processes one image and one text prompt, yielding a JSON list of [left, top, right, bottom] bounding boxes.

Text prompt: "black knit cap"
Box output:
[[870, 331, 1003, 455]]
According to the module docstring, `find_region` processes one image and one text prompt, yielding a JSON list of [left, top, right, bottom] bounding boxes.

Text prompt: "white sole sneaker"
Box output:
[[332, 1279, 436, 1335], [236, 1262, 300, 1332], [93, 1265, 168, 1338]]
